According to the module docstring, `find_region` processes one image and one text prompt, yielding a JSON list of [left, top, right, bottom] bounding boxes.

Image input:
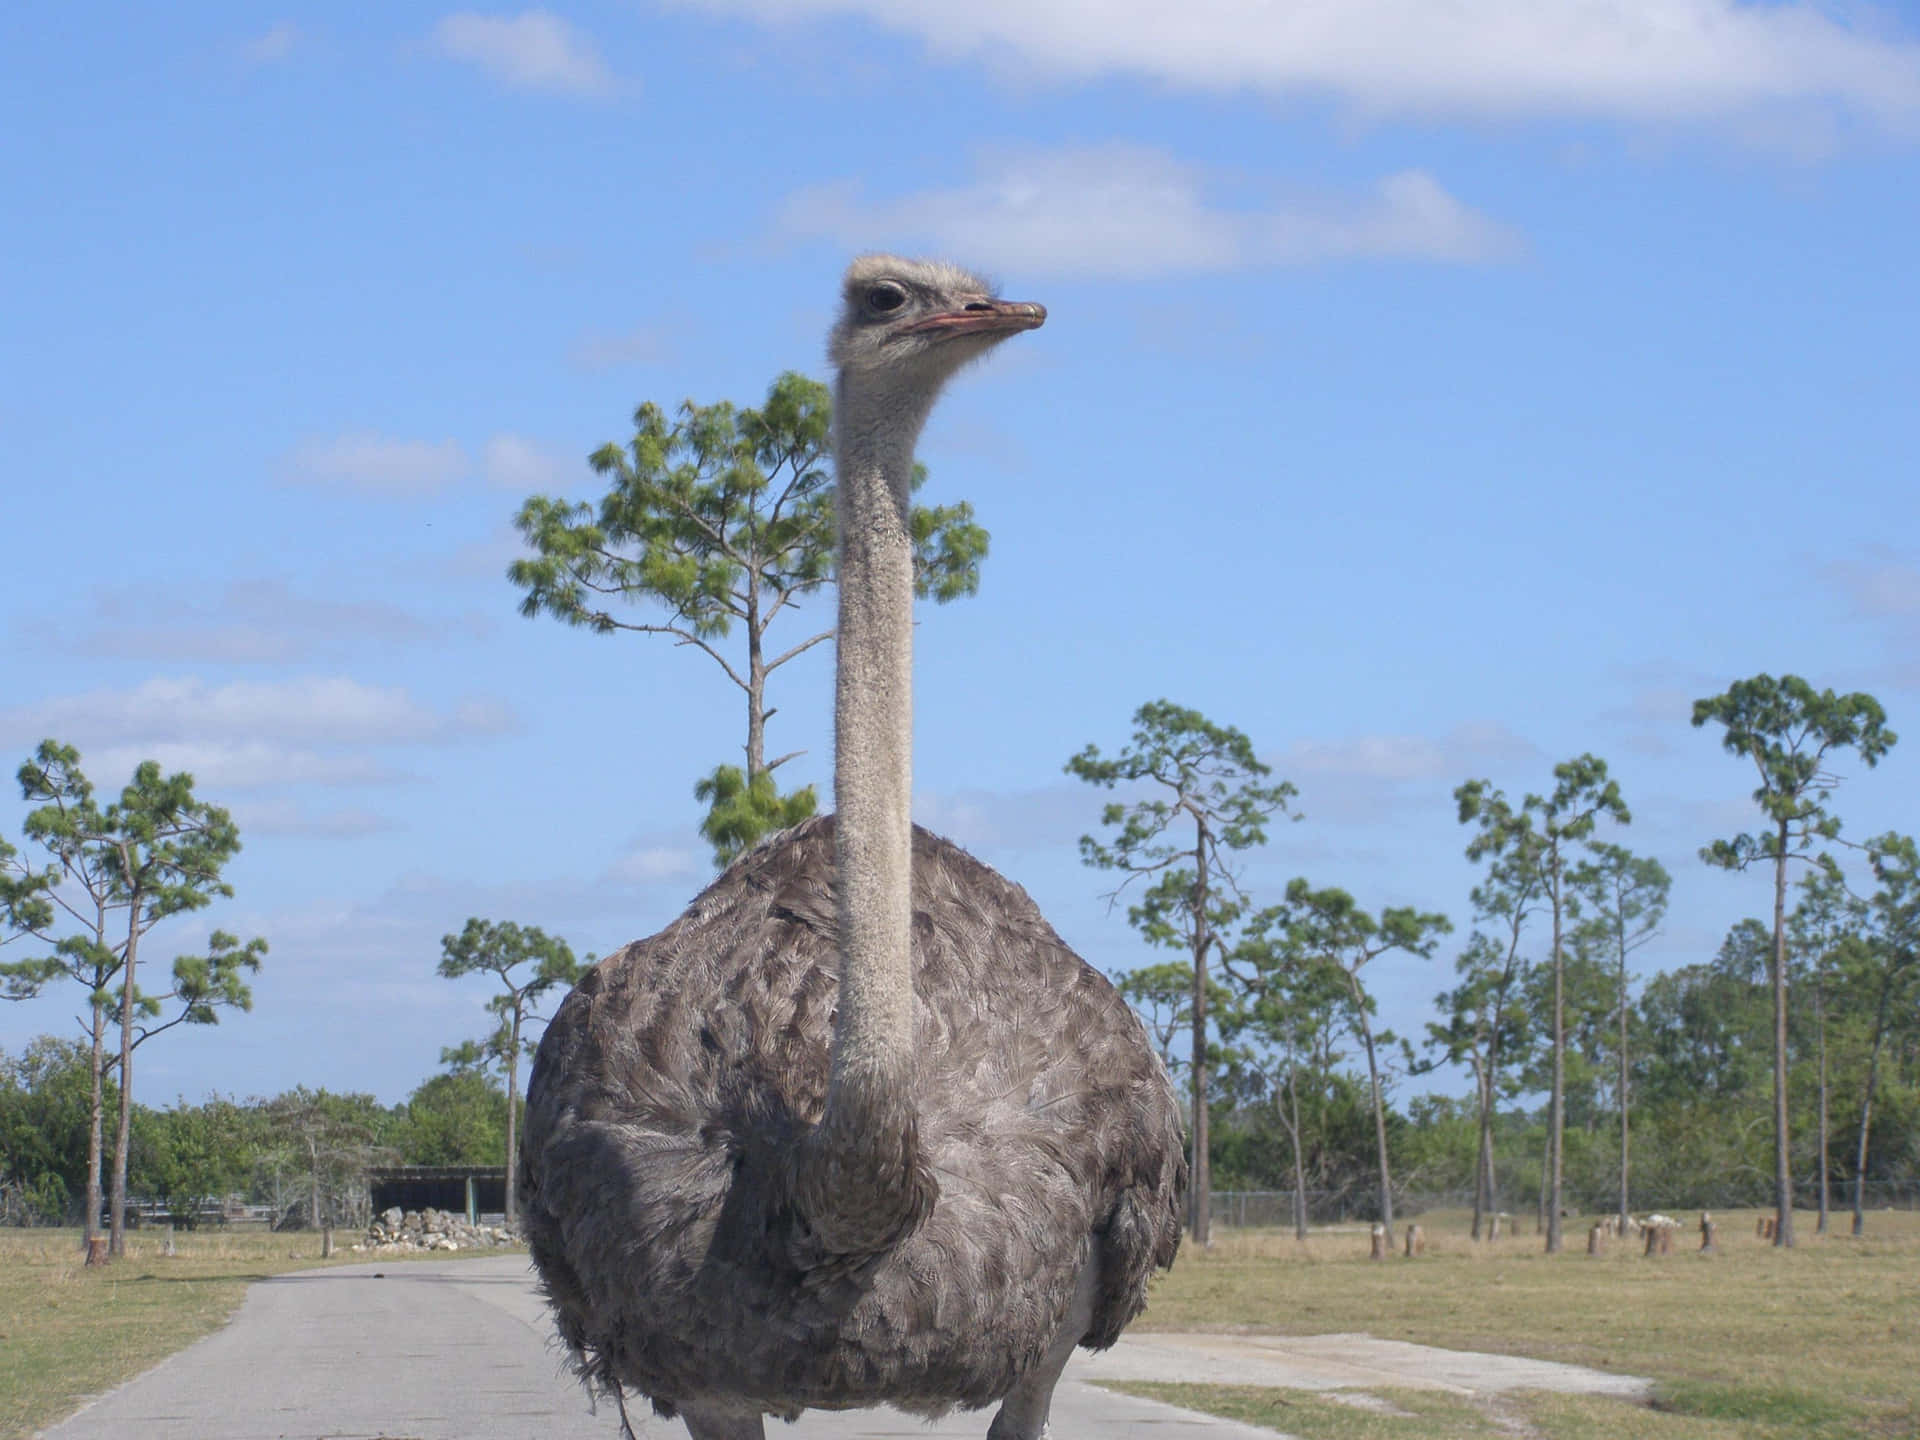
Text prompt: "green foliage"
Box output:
[[1692, 674, 1896, 872], [0, 1036, 101, 1223], [397, 1069, 507, 1166], [128, 1097, 253, 1225], [692, 763, 818, 868]]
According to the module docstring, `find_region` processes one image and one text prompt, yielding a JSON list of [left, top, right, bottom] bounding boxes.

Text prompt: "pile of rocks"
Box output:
[[353, 1206, 519, 1254]]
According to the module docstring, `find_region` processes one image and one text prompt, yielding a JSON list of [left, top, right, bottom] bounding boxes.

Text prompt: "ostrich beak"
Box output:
[[910, 300, 1047, 338]]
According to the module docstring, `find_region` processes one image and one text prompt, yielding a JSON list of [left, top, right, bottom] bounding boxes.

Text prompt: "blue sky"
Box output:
[[4, 1, 1919, 1109]]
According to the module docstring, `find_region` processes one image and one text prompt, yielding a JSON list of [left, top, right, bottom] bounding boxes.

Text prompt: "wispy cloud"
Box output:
[[1822, 549, 1920, 617], [0, 676, 514, 751], [684, 0, 1920, 133], [778, 147, 1519, 278], [241, 20, 300, 66], [18, 579, 493, 665], [568, 322, 676, 373], [432, 10, 614, 96], [282, 432, 468, 497], [482, 433, 570, 492]]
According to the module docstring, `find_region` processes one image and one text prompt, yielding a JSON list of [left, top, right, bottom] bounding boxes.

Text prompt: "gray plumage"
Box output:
[[520, 256, 1186, 1440]]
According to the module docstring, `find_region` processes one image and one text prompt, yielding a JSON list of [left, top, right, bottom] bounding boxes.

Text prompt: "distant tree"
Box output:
[[1419, 932, 1532, 1240], [437, 918, 583, 1227], [1115, 960, 1234, 1077], [401, 1069, 508, 1167], [1240, 880, 1450, 1243], [1067, 700, 1297, 1245], [1575, 842, 1669, 1235], [1850, 832, 1920, 1235], [0, 743, 258, 1262], [130, 1096, 252, 1227], [1790, 865, 1866, 1233], [1458, 756, 1628, 1253], [1693, 674, 1896, 1246], [260, 1088, 389, 1250], [509, 373, 989, 861], [0, 1036, 97, 1224], [1223, 931, 1347, 1239]]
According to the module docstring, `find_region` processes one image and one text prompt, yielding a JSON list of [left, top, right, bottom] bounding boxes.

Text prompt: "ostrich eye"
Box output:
[[866, 284, 907, 314]]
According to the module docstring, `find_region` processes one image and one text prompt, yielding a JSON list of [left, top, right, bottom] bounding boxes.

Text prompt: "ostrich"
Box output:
[[520, 256, 1186, 1440]]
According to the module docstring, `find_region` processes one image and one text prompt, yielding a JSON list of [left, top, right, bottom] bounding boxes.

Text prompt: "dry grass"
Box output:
[[0, 1227, 517, 1440], [1128, 1207, 1920, 1439]]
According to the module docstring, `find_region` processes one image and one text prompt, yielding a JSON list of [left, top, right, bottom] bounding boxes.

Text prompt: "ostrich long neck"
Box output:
[[795, 381, 937, 1253]]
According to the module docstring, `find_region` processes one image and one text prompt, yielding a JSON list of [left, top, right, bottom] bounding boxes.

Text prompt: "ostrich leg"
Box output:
[[682, 1408, 765, 1440], [985, 1259, 1096, 1440]]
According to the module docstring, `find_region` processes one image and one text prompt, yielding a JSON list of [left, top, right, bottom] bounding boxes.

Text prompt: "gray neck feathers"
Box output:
[[794, 377, 939, 1254]]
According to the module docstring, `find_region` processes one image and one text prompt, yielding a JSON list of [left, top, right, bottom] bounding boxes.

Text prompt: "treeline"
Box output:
[[1200, 916, 1920, 1220], [0, 1035, 511, 1229]]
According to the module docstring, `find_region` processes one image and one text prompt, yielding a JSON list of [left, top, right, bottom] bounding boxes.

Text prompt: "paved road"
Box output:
[[40, 1256, 1292, 1440]]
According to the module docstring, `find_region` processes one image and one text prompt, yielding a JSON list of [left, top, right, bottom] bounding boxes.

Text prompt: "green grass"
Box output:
[[0, 1227, 518, 1440], [1122, 1207, 1920, 1439]]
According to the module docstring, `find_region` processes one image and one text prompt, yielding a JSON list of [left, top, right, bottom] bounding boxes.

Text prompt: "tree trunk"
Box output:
[[1470, 1055, 1490, 1241], [1189, 827, 1211, 1247], [1547, 864, 1565, 1254], [505, 1007, 522, 1228], [1354, 998, 1393, 1243], [84, 995, 108, 1265], [1287, 1055, 1308, 1241], [1770, 828, 1794, 1247], [1851, 974, 1893, 1237], [1815, 981, 1830, 1235], [745, 584, 766, 781], [1618, 929, 1631, 1236], [109, 908, 140, 1259]]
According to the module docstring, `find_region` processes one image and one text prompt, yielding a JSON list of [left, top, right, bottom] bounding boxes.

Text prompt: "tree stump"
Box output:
[[1404, 1224, 1425, 1258], [84, 1235, 109, 1267], [1588, 1223, 1607, 1255], [1644, 1225, 1673, 1256], [1699, 1213, 1717, 1253], [1370, 1224, 1387, 1261], [163, 1223, 176, 1258]]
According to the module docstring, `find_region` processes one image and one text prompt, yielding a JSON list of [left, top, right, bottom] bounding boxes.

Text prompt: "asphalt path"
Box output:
[[39, 1256, 1292, 1440]]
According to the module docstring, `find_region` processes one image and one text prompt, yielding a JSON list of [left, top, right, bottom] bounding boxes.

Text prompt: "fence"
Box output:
[[1208, 1180, 1920, 1229]]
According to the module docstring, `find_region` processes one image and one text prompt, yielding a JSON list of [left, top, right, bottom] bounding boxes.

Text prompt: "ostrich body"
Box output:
[[521, 257, 1186, 1440]]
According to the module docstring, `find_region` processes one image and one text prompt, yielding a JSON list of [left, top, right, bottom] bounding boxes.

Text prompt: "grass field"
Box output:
[[1123, 1207, 1920, 1439], [3, 1210, 1915, 1440], [0, 1227, 518, 1440]]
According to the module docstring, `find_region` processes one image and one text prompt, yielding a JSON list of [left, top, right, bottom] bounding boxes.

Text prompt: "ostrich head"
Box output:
[[829, 256, 1045, 417]]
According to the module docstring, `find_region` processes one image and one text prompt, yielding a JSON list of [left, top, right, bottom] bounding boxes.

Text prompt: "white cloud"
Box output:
[[603, 845, 705, 885], [681, 0, 1920, 131], [19, 579, 493, 664], [283, 432, 468, 497], [432, 10, 614, 96], [78, 743, 399, 791], [233, 798, 395, 836], [482, 433, 569, 492], [0, 676, 515, 750], [1284, 723, 1536, 784], [778, 147, 1519, 278], [1823, 551, 1920, 617], [242, 21, 300, 65]]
